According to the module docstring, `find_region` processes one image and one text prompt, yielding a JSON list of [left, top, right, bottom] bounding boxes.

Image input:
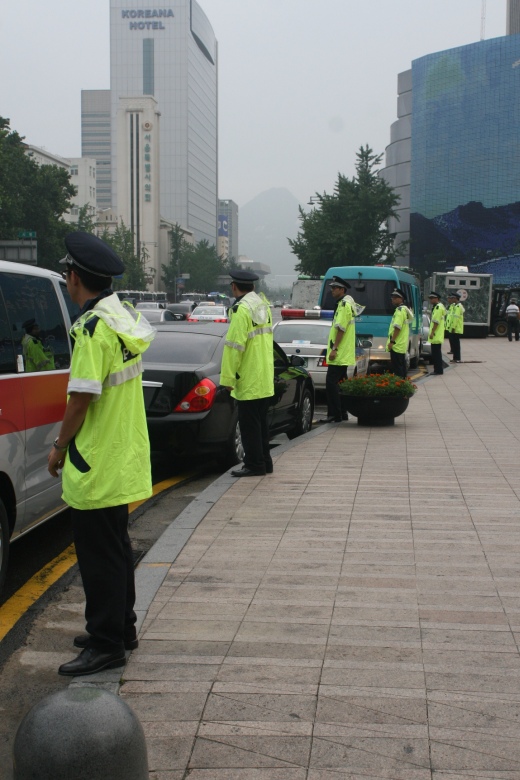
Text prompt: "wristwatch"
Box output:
[[390, 339, 396, 344], [53, 437, 68, 452]]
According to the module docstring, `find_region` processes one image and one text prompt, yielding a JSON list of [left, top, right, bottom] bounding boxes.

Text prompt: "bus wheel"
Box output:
[[493, 320, 508, 337]]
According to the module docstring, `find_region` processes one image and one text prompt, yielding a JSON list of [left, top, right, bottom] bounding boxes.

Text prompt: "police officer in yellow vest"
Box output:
[[221, 270, 274, 477], [322, 276, 356, 423], [47, 232, 155, 676], [428, 291, 447, 375], [386, 289, 413, 378], [21, 318, 55, 372], [446, 291, 464, 363]]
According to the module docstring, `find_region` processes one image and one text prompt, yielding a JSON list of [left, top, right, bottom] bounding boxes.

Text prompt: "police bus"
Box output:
[[318, 265, 423, 370]]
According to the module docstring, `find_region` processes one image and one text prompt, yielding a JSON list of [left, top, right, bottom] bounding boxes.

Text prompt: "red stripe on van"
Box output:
[[0, 373, 68, 435]]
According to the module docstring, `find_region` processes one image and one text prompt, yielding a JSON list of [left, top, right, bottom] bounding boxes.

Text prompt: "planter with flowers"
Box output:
[[339, 373, 417, 426]]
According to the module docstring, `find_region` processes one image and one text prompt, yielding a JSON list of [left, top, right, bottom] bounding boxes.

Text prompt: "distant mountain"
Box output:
[[239, 188, 302, 284]]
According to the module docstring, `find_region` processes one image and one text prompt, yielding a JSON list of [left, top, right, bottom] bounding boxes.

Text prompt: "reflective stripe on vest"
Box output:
[[103, 359, 143, 388]]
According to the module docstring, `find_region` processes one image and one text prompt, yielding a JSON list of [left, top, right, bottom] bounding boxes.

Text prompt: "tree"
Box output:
[[74, 204, 97, 233], [161, 223, 191, 295], [289, 145, 402, 276], [99, 220, 147, 290], [182, 239, 224, 292], [0, 117, 76, 271]]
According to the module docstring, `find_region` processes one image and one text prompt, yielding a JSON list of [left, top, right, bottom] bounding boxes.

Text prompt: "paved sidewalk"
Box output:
[[122, 339, 520, 778]]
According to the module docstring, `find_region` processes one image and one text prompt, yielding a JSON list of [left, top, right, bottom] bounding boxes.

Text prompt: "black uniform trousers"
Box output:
[[448, 332, 461, 361], [326, 364, 349, 421], [507, 317, 520, 341], [237, 396, 273, 474], [71, 504, 137, 653], [390, 349, 407, 378], [431, 343, 444, 374]]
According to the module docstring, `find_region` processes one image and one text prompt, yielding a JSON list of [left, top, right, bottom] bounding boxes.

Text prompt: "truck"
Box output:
[[424, 270, 493, 338], [290, 276, 323, 309]]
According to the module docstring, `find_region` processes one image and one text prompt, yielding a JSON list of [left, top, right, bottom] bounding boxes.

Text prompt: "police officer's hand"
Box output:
[[48, 448, 65, 478], [329, 349, 337, 361]]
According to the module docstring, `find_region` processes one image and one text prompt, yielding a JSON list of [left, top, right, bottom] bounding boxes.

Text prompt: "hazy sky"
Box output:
[[1, 1, 507, 208]]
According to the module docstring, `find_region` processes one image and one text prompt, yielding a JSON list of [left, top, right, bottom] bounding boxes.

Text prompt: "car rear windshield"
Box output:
[[274, 322, 330, 344], [144, 331, 222, 364], [192, 306, 226, 316], [321, 279, 395, 315]]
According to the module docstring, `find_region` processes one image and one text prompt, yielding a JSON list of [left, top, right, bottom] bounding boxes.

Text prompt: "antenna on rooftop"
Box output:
[[480, 0, 487, 40]]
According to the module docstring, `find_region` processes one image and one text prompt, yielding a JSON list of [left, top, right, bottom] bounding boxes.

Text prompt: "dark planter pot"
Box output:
[[341, 395, 410, 426]]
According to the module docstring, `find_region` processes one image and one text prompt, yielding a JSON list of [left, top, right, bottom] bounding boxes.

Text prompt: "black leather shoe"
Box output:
[[265, 464, 274, 474], [58, 647, 126, 677], [317, 416, 337, 424], [231, 467, 266, 477], [74, 633, 138, 651]]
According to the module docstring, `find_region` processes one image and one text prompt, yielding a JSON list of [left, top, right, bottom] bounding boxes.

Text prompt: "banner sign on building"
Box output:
[[218, 216, 228, 237]]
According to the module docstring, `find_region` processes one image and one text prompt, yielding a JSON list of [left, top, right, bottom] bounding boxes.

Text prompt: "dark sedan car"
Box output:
[[142, 322, 314, 465]]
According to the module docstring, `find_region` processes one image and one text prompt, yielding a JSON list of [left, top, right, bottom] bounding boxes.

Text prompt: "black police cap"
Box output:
[[329, 276, 351, 289], [447, 291, 461, 299], [61, 232, 125, 278], [428, 291, 441, 299], [391, 288, 404, 299], [229, 269, 259, 283], [22, 318, 37, 331]]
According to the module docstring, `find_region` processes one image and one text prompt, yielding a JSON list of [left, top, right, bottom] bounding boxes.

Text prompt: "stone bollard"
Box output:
[[13, 687, 148, 779]]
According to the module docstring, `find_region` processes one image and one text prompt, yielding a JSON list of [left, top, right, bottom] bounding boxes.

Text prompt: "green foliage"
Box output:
[[161, 223, 191, 293], [74, 204, 97, 234], [339, 372, 417, 397], [183, 240, 224, 292], [0, 116, 76, 271], [161, 224, 227, 296], [99, 220, 147, 290], [289, 145, 402, 276]]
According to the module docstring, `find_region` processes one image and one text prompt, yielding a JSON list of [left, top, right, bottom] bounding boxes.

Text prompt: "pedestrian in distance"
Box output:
[[505, 297, 520, 342], [221, 270, 275, 477], [47, 231, 155, 677], [386, 289, 413, 378], [446, 291, 464, 362], [428, 291, 447, 375], [321, 276, 358, 423]]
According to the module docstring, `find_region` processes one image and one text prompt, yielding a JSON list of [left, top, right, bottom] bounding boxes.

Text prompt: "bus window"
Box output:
[[321, 279, 395, 315]]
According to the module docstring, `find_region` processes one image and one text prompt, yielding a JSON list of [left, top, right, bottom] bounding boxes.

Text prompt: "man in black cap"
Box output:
[[446, 291, 464, 362], [428, 291, 447, 375], [21, 318, 55, 372], [322, 276, 356, 423], [221, 270, 275, 476], [387, 289, 413, 378], [47, 231, 155, 676]]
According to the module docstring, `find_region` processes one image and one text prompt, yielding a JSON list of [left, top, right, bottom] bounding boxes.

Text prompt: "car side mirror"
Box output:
[[361, 339, 372, 349], [290, 355, 306, 367]]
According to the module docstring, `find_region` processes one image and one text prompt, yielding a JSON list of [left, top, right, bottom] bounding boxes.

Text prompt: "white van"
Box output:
[[0, 261, 79, 593]]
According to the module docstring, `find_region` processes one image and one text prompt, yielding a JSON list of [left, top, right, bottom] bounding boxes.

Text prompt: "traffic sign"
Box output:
[[18, 231, 37, 239]]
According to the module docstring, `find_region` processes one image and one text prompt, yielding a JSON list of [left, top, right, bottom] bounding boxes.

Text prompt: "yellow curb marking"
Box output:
[[0, 472, 195, 643]]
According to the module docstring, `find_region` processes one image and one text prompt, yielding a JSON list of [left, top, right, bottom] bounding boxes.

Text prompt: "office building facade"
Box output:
[[81, 90, 112, 210], [110, 0, 218, 245], [218, 199, 239, 261], [382, 25, 520, 281]]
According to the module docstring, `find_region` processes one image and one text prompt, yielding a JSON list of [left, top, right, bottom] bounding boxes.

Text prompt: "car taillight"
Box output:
[[173, 378, 217, 412], [214, 318, 228, 323]]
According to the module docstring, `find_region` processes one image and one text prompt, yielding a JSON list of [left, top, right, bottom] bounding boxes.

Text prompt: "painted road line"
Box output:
[[0, 472, 195, 643]]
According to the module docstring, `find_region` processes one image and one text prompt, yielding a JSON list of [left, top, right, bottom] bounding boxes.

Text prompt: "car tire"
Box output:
[[287, 387, 314, 440], [0, 498, 10, 597], [493, 320, 508, 337], [224, 415, 245, 467]]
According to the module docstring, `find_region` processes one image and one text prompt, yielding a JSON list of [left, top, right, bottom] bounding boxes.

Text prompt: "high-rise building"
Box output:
[[81, 90, 112, 210], [381, 6, 520, 280], [507, 0, 520, 34], [109, 0, 218, 245], [218, 199, 239, 262]]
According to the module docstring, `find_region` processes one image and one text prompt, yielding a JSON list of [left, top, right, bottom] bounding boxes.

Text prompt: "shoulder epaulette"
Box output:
[[75, 315, 100, 338]]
